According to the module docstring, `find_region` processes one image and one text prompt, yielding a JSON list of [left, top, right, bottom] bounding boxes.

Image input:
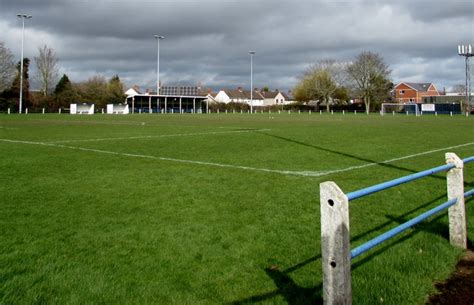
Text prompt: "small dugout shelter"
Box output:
[[70, 103, 94, 115], [107, 103, 130, 114]]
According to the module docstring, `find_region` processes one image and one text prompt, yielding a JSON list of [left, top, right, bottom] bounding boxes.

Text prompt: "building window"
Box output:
[[400, 90, 405, 95]]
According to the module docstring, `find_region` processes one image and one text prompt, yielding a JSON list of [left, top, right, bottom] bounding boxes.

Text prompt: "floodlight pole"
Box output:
[[17, 13, 32, 114], [154, 35, 164, 95], [458, 44, 473, 113], [249, 51, 255, 114]]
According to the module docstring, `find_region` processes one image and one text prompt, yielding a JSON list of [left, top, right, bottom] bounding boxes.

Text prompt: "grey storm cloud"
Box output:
[[1, 0, 473, 91]]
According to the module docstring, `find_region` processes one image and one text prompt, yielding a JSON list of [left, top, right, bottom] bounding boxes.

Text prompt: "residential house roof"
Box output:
[[260, 90, 290, 99], [397, 82, 436, 92], [224, 89, 264, 100]]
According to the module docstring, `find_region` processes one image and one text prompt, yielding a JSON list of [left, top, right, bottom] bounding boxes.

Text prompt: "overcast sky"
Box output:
[[1, 0, 473, 92]]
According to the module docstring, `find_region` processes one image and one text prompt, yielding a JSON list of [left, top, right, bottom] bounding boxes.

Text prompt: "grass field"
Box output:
[[0, 113, 473, 305]]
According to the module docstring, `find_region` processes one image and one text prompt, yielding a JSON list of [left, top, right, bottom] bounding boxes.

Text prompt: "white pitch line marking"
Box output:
[[0, 139, 473, 178], [47, 129, 271, 144], [315, 141, 474, 176], [0, 138, 322, 177]]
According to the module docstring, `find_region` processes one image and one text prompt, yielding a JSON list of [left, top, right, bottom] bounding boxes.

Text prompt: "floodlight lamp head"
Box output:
[[154, 35, 164, 39], [249, 51, 255, 55], [17, 13, 32, 19]]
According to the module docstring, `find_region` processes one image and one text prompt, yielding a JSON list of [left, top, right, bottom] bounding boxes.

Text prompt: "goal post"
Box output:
[[381, 103, 420, 116]]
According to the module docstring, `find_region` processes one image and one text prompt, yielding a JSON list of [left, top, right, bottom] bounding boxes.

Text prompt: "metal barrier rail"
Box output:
[[347, 155, 474, 201], [319, 152, 473, 305], [351, 189, 474, 259]]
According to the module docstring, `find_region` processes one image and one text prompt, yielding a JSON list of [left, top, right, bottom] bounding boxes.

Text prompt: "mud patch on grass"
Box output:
[[427, 251, 474, 305]]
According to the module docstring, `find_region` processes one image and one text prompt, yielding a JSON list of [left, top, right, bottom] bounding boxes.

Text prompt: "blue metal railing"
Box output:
[[347, 164, 454, 201], [347, 156, 474, 259], [464, 156, 474, 164], [347, 156, 474, 201]]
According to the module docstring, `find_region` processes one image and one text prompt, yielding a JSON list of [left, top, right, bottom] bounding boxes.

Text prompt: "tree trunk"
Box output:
[[365, 96, 370, 115]]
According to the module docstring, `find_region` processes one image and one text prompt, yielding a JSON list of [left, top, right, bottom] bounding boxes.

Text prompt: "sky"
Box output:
[[1, 0, 473, 92]]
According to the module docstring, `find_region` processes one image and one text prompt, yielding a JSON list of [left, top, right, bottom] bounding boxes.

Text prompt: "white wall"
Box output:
[[214, 91, 231, 103]]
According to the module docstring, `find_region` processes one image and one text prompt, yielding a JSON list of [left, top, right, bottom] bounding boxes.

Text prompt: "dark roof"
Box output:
[[261, 91, 279, 99], [224, 89, 264, 100], [260, 91, 291, 99], [404, 82, 435, 92]]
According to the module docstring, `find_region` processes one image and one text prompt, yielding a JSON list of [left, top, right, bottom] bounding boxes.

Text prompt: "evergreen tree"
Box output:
[[53, 74, 78, 110], [1, 58, 31, 110], [107, 74, 125, 104], [54, 74, 71, 94]]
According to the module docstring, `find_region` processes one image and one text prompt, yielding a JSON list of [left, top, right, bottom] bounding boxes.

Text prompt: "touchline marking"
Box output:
[[47, 129, 271, 143], [315, 141, 474, 176], [0, 139, 473, 178]]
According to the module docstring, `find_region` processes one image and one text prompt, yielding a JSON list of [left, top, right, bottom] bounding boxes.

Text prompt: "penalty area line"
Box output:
[[0, 138, 323, 177], [46, 129, 272, 144], [0, 139, 473, 178]]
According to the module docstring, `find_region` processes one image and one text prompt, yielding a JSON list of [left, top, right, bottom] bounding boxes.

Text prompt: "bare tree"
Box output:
[[0, 42, 15, 92], [309, 59, 350, 88], [452, 84, 466, 95], [35, 45, 59, 96], [294, 59, 350, 111], [347, 51, 391, 114]]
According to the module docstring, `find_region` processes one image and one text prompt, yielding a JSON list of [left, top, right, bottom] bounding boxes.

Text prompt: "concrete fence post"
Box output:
[[445, 153, 466, 249], [320, 181, 352, 305]]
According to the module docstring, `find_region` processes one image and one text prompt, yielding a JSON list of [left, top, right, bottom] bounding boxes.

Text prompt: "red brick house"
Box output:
[[393, 82, 440, 103]]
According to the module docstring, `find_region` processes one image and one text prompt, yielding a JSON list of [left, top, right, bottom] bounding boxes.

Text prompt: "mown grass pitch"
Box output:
[[0, 113, 473, 304]]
